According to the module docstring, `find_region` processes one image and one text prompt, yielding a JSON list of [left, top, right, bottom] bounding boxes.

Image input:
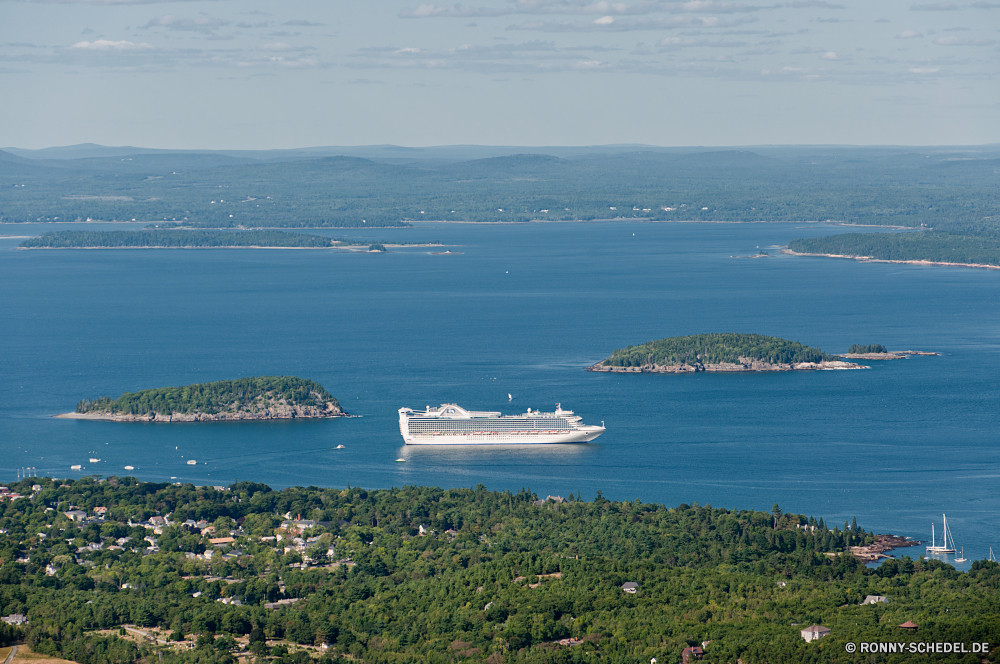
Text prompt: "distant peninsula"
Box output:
[[19, 229, 441, 250], [785, 232, 1000, 270], [57, 376, 346, 422], [588, 333, 866, 373]]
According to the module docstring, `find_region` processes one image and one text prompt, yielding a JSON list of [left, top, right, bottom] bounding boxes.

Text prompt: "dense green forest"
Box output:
[[848, 345, 887, 354], [0, 478, 996, 664], [2, 148, 998, 229], [76, 377, 338, 416], [601, 334, 835, 368], [787, 232, 1000, 267]]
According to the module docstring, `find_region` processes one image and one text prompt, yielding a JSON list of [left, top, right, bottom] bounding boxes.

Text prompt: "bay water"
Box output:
[[1, 221, 998, 568]]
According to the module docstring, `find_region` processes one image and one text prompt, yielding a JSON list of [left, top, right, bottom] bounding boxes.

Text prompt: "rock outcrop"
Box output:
[[64, 399, 345, 422], [588, 356, 866, 373]]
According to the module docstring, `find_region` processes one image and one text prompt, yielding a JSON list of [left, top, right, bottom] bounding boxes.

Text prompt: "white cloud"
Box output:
[[400, 3, 508, 18], [400, 0, 761, 18], [71, 39, 153, 50], [13, 0, 216, 4], [897, 30, 923, 38], [934, 34, 997, 44], [141, 15, 230, 32], [787, 1, 845, 7], [819, 50, 837, 59], [593, 15, 615, 24], [910, 2, 961, 9], [507, 15, 759, 31], [908, 66, 941, 72], [657, 36, 747, 47]]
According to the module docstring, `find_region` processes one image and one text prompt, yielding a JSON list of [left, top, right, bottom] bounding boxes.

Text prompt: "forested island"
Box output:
[[0, 478, 996, 664], [62, 377, 344, 422], [589, 333, 864, 373], [786, 232, 1000, 269], [18, 230, 428, 250]]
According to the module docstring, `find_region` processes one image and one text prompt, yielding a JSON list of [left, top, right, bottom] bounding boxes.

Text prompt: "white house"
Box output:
[[621, 582, 640, 594], [801, 625, 831, 642], [862, 595, 889, 605]]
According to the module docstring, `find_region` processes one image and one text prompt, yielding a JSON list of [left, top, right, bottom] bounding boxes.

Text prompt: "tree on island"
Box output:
[[848, 344, 887, 354]]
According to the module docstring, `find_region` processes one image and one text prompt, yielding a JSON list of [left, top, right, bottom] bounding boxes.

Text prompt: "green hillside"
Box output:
[[3, 147, 999, 229], [0, 479, 995, 664]]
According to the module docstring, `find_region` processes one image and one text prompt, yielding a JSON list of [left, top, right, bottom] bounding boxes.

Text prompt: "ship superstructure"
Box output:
[[398, 403, 605, 445]]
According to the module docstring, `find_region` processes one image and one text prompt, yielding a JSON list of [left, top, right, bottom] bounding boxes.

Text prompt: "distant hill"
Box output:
[[2, 145, 999, 229]]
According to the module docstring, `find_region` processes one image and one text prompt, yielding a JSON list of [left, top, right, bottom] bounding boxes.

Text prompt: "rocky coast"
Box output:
[[56, 400, 345, 422], [839, 350, 939, 360], [587, 357, 866, 373]]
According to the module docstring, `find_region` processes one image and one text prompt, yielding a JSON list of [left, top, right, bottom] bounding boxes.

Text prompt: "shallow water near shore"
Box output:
[[1, 221, 998, 570]]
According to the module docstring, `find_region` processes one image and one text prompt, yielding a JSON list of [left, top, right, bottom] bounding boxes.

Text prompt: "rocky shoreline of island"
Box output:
[[587, 357, 867, 373], [56, 401, 344, 422], [839, 350, 940, 360]]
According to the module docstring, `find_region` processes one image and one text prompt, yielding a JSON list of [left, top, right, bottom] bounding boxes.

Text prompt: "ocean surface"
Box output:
[[2, 221, 998, 569]]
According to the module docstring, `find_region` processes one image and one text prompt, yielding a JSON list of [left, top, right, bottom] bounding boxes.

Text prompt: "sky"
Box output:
[[1, 0, 998, 149]]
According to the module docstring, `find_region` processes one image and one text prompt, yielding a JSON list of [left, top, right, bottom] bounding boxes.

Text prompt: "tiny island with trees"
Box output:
[[62, 377, 344, 422], [589, 333, 866, 373]]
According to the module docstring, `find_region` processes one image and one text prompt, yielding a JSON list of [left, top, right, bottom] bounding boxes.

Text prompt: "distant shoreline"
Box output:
[[782, 248, 1000, 271], [18, 243, 446, 251]]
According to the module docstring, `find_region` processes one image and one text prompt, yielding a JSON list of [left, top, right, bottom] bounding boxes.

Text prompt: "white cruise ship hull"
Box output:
[[399, 403, 605, 446], [404, 428, 604, 445]]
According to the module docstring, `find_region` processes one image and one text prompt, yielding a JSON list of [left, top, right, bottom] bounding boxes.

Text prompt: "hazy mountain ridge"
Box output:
[[2, 144, 998, 229]]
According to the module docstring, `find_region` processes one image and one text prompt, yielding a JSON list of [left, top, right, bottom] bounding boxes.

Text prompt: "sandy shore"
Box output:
[[782, 249, 1000, 271]]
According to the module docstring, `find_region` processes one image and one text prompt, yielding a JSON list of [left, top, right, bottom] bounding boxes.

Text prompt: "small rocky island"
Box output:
[[589, 333, 866, 373], [839, 343, 940, 360], [59, 376, 345, 422]]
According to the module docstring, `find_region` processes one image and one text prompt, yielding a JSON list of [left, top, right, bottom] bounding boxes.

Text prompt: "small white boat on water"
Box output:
[[927, 514, 957, 554], [336, 445, 345, 449], [89, 458, 100, 463], [124, 465, 134, 470], [395, 458, 406, 463], [186, 460, 197, 465], [71, 465, 82, 470], [954, 547, 967, 563]]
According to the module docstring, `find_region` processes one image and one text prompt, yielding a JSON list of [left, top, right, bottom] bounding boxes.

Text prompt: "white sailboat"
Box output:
[[990, 547, 997, 563], [926, 514, 957, 554], [954, 547, 967, 563]]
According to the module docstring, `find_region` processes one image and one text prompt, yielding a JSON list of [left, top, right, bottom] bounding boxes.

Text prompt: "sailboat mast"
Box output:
[[942, 514, 947, 549]]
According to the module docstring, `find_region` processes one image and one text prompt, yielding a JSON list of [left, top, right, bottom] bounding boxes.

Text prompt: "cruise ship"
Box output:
[[398, 403, 605, 445]]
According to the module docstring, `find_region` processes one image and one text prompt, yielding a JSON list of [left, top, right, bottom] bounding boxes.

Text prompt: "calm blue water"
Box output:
[[1, 221, 998, 569]]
